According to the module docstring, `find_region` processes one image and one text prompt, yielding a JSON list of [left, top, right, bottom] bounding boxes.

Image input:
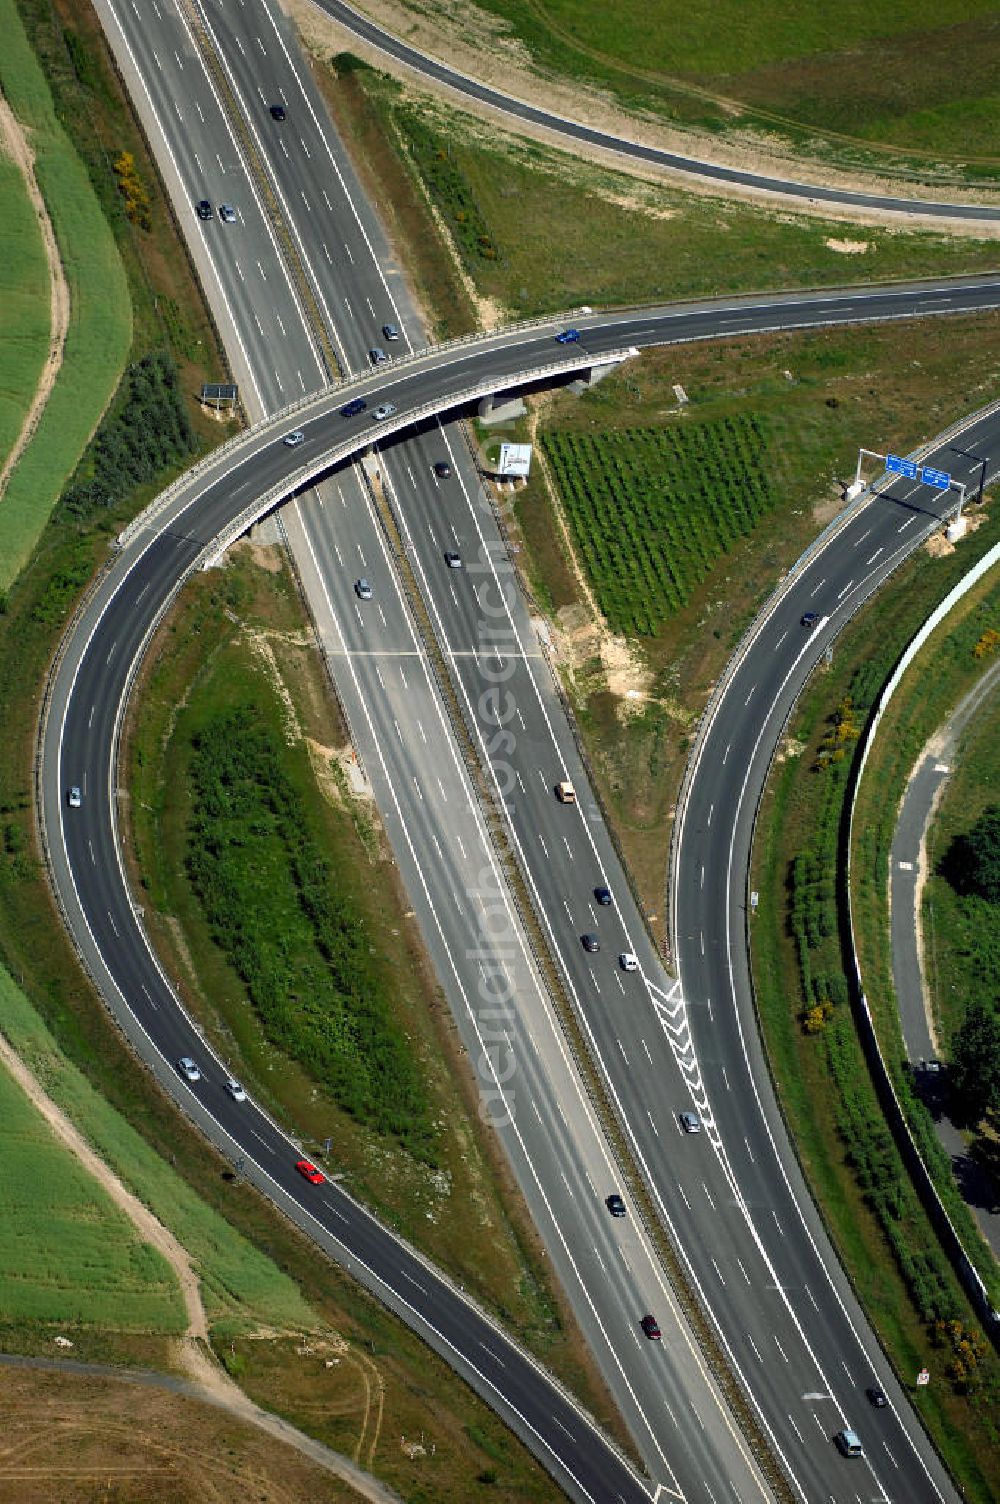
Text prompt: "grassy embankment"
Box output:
[[852, 574, 1000, 1174], [126, 538, 621, 1437], [397, 0, 1000, 179], [0, 7, 574, 1498], [0, 0, 131, 587], [321, 54, 1000, 335], [0, 121, 49, 497], [751, 532, 1000, 1504]]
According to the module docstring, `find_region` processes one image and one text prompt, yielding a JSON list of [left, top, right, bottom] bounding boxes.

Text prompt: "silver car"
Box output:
[[177, 1056, 202, 1084], [372, 403, 397, 421], [355, 578, 373, 601]]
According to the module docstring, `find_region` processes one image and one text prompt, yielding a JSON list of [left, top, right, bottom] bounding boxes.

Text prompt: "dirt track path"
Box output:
[[0, 92, 70, 504], [0, 1032, 402, 1504]]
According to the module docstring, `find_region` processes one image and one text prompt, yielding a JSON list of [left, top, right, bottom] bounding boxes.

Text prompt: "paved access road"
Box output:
[[312, 0, 1000, 224]]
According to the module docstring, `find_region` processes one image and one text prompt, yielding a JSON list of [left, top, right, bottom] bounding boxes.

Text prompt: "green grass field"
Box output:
[[453, 1, 1000, 166], [0, 151, 49, 479], [0, 0, 130, 589], [350, 67, 1000, 323], [0, 1038, 184, 1331]]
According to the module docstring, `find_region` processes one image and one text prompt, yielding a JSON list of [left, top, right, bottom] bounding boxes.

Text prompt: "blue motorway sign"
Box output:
[[886, 453, 919, 480], [921, 465, 951, 490]]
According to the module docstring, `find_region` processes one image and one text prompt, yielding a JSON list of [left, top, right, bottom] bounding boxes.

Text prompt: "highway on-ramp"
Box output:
[[50, 1, 1000, 1498], [310, 0, 1000, 225]]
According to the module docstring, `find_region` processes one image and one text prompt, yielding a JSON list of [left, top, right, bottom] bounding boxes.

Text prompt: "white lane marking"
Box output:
[[865, 547, 884, 564], [809, 576, 826, 597], [747, 1333, 763, 1362], [711, 1258, 726, 1286], [647, 1109, 658, 1138], [774, 1336, 790, 1364], [702, 1183, 716, 1211]]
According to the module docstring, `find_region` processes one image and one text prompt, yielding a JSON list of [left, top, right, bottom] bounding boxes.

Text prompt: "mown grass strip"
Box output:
[[0, 149, 49, 475], [0, 1038, 185, 1331], [0, 0, 130, 588], [0, 964, 319, 1337]]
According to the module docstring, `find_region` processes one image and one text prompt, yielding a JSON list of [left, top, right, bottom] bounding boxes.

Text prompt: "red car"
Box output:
[[640, 1314, 661, 1340], [295, 1159, 325, 1185]]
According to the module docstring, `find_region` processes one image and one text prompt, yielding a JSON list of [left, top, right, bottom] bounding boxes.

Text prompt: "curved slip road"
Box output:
[[41, 280, 1000, 1504], [311, 0, 1000, 225]]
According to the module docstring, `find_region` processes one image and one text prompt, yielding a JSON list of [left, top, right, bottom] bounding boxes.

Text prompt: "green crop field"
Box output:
[[460, 0, 1000, 164], [542, 417, 776, 636], [0, 1044, 184, 1331], [0, 0, 130, 589], [0, 152, 49, 479]]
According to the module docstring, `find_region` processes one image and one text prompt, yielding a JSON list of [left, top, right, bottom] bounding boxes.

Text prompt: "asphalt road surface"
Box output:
[[52, 1, 1000, 1497]]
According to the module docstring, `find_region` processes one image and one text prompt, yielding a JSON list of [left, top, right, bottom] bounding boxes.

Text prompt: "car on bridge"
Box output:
[[373, 403, 397, 421], [555, 328, 581, 343], [283, 430, 305, 448], [340, 397, 367, 417]]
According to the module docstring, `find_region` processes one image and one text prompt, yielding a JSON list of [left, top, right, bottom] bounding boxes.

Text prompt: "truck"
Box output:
[[556, 779, 576, 804]]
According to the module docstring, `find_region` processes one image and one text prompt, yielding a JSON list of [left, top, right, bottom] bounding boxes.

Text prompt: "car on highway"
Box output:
[[283, 430, 305, 448], [640, 1314, 661, 1340], [269, 103, 286, 121], [606, 1193, 626, 1218], [444, 550, 462, 569], [224, 1077, 247, 1102], [433, 460, 452, 479], [340, 397, 367, 417], [555, 328, 581, 343], [382, 322, 400, 342], [679, 1110, 702, 1134], [196, 199, 213, 220], [800, 611, 820, 629], [555, 779, 576, 803], [619, 952, 639, 972], [219, 203, 237, 224], [594, 886, 612, 906], [67, 786, 82, 809], [368, 346, 389, 366], [581, 933, 600, 953], [834, 1427, 863, 1458], [866, 1385, 888, 1408], [355, 578, 373, 601], [177, 1056, 201, 1084], [372, 403, 397, 421], [295, 1159, 325, 1184]]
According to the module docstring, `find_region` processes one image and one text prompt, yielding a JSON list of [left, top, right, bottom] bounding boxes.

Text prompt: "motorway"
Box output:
[[46, 1, 1000, 1500], [311, 0, 1000, 224]]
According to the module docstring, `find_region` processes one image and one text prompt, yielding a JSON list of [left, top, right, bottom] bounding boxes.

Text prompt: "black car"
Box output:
[[270, 103, 286, 121], [865, 1385, 888, 1409], [340, 397, 367, 418], [581, 933, 600, 953], [606, 1193, 626, 1218], [196, 200, 213, 220], [594, 886, 612, 906], [434, 460, 453, 479]]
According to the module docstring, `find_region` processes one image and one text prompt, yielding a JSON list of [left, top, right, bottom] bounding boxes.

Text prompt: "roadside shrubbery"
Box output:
[[186, 707, 434, 1159], [60, 351, 195, 520]]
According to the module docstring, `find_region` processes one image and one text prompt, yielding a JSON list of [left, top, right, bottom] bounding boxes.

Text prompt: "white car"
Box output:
[[177, 1056, 201, 1084], [372, 403, 397, 421], [283, 430, 305, 448], [619, 952, 638, 972], [224, 1077, 247, 1102], [67, 786, 82, 809], [219, 203, 237, 224]]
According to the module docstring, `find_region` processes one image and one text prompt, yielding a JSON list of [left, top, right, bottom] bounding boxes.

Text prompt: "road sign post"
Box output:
[[916, 1367, 930, 1387]]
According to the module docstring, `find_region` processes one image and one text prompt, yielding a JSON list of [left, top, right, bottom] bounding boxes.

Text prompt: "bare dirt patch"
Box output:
[[0, 91, 70, 505], [825, 237, 872, 254]]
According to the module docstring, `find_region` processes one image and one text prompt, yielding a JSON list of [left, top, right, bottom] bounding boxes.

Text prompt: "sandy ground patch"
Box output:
[[0, 92, 70, 504], [825, 237, 872, 254]]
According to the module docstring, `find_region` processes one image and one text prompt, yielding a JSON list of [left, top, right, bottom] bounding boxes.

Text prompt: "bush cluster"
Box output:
[[112, 149, 151, 231], [60, 352, 195, 519], [395, 107, 499, 263], [186, 707, 433, 1158]]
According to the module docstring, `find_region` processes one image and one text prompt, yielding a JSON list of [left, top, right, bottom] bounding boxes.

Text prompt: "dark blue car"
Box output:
[[555, 328, 581, 343], [340, 397, 367, 417]]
